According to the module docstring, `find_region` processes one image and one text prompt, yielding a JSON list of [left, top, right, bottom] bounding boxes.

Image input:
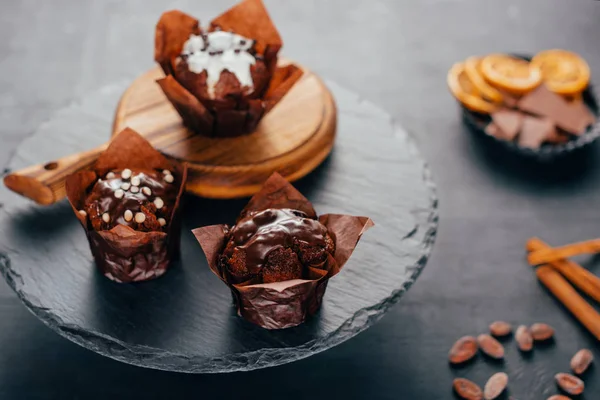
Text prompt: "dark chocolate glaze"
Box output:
[[224, 208, 328, 273], [84, 169, 178, 232]]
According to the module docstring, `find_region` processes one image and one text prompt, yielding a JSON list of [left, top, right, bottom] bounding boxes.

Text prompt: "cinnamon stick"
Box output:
[[536, 265, 600, 340], [527, 237, 600, 303], [528, 238, 600, 266]]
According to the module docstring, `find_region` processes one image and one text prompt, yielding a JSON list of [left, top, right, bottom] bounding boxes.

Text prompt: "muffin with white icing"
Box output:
[[173, 31, 270, 104], [154, 0, 301, 137]]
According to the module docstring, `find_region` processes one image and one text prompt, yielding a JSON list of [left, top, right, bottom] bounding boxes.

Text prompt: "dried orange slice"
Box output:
[[480, 54, 542, 94], [531, 49, 590, 95], [464, 56, 503, 103], [447, 62, 497, 114]]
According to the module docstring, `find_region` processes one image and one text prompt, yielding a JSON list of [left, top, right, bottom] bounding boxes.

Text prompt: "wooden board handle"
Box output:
[[3, 145, 107, 205]]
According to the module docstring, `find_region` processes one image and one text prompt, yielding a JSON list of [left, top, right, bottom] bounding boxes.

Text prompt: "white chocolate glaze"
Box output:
[[181, 32, 256, 98]]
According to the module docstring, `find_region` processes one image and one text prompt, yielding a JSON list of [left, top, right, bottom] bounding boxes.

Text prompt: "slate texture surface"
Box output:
[[1, 0, 600, 399], [0, 80, 437, 373]]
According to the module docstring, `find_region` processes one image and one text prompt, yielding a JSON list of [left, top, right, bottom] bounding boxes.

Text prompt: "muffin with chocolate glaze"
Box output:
[[66, 128, 187, 283], [192, 173, 374, 330], [220, 208, 335, 284], [155, 0, 303, 137]]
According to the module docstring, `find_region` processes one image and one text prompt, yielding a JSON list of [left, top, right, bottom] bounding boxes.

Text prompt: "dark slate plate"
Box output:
[[461, 55, 600, 161], [0, 80, 438, 373]]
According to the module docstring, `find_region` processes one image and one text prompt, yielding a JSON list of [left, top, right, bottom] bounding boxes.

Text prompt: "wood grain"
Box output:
[[3, 61, 336, 203], [3, 145, 107, 205]]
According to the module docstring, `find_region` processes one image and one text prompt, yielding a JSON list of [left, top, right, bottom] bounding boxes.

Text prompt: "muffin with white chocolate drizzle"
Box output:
[[83, 168, 179, 233], [154, 0, 302, 138]]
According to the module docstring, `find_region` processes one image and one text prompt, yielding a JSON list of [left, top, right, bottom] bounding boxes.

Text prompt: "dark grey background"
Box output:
[[1, 0, 600, 399]]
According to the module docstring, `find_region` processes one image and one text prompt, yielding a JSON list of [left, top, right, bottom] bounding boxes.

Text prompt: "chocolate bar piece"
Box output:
[[518, 116, 555, 149], [518, 85, 591, 135], [567, 98, 597, 134], [485, 122, 504, 139], [492, 109, 524, 141], [497, 89, 521, 109]]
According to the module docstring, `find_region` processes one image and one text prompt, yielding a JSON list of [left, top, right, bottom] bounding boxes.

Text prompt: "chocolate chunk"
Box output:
[[518, 85, 591, 135], [518, 116, 555, 149], [484, 122, 505, 139], [545, 129, 571, 144], [491, 109, 524, 140], [497, 89, 521, 108], [567, 98, 596, 134]]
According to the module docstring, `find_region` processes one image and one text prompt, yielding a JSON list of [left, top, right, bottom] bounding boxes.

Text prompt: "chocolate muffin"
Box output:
[[193, 172, 373, 329], [65, 128, 188, 283], [81, 168, 179, 233], [173, 31, 270, 103], [219, 208, 335, 284], [155, 2, 301, 138]]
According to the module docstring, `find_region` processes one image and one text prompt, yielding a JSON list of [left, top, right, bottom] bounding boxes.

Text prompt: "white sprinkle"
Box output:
[[130, 186, 140, 193], [121, 168, 132, 180], [106, 172, 115, 179], [135, 212, 146, 223], [78, 210, 87, 217], [131, 176, 141, 186], [154, 197, 164, 209], [162, 169, 171, 175], [142, 187, 152, 196], [158, 218, 167, 227], [102, 213, 110, 223], [121, 182, 131, 191], [114, 189, 124, 199], [124, 210, 133, 222], [164, 174, 174, 183]]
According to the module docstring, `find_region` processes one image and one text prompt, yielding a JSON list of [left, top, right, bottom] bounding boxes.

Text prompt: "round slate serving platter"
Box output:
[[0, 80, 438, 373]]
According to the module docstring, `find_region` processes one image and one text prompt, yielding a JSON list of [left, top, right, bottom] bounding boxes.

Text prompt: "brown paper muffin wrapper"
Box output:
[[192, 173, 374, 329], [154, 0, 303, 137], [65, 128, 188, 283]]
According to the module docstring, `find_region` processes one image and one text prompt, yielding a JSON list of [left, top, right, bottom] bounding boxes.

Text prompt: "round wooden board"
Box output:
[[112, 62, 337, 198]]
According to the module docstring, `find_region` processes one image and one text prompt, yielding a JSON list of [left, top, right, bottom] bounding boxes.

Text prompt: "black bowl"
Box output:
[[461, 55, 600, 161]]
